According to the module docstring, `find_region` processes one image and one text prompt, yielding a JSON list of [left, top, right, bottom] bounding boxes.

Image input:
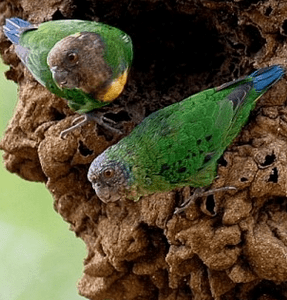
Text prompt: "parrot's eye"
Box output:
[[103, 168, 115, 179], [67, 52, 79, 63]]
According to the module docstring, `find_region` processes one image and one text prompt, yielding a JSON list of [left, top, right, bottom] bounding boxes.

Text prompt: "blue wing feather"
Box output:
[[248, 65, 285, 93], [3, 17, 33, 45]]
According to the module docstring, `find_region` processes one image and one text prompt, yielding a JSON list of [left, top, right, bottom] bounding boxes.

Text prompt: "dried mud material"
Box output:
[[1, 0, 287, 299]]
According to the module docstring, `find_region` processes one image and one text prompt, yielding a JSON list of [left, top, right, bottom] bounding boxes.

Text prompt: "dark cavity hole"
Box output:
[[268, 167, 278, 183], [129, 10, 225, 88], [261, 153, 276, 167], [205, 195, 216, 216], [218, 156, 228, 167], [104, 111, 131, 123], [265, 6, 273, 16], [243, 25, 266, 54], [78, 141, 93, 157], [240, 177, 248, 182], [249, 279, 284, 300], [282, 20, 287, 36], [50, 107, 66, 121]]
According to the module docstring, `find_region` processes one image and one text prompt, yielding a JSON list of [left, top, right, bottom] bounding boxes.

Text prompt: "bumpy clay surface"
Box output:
[[1, 0, 287, 299]]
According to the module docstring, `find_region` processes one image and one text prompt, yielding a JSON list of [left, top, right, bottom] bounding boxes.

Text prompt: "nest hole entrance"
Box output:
[[129, 9, 226, 89]]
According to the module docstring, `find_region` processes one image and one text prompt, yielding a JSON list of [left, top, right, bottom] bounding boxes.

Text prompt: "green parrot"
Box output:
[[87, 65, 285, 213], [3, 17, 133, 137]]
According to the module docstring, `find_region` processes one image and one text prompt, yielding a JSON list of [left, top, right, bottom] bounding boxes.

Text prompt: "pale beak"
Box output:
[[50, 66, 68, 88]]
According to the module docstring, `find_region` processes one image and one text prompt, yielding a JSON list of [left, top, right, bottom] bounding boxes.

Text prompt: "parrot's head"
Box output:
[[47, 32, 112, 94], [87, 150, 133, 203]]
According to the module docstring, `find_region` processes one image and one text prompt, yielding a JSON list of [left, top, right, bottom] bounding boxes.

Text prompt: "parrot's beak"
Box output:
[[50, 66, 69, 88], [92, 182, 121, 203]]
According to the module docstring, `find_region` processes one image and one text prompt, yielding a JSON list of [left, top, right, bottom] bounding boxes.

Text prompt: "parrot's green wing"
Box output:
[[124, 88, 234, 192]]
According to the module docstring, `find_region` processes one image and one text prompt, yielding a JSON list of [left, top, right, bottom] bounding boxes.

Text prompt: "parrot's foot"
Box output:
[[174, 186, 236, 214], [96, 115, 122, 135], [60, 113, 122, 139], [60, 115, 89, 139]]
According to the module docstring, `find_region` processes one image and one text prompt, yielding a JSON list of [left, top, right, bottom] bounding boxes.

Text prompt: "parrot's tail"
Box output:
[[3, 18, 34, 44], [249, 65, 285, 93], [222, 64, 285, 145]]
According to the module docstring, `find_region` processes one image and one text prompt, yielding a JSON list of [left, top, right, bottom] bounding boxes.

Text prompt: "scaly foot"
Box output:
[[174, 186, 236, 214], [60, 112, 122, 139]]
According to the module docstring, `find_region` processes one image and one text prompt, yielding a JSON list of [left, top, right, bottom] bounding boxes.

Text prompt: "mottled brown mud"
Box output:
[[1, 0, 287, 299]]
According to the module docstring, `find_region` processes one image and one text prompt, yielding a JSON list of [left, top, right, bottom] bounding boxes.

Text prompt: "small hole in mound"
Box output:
[[78, 141, 93, 156], [264, 6, 273, 16], [218, 156, 228, 167], [261, 154, 276, 167], [50, 108, 66, 121], [205, 195, 216, 216], [240, 177, 248, 182], [104, 111, 131, 123], [282, 20, 287, 36], [268, 167, 278, 183]]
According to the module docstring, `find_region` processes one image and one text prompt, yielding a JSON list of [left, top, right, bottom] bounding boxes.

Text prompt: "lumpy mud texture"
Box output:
[[1, 0, 287, 299]]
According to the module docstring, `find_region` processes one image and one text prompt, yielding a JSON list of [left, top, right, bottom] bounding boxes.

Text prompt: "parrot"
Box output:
[[3, 17, 133, 138], [87, 65, 285, 213]]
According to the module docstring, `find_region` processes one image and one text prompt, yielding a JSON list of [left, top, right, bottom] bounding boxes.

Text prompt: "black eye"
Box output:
[[67, 52, 78, 63], [103, 168, 115, 179]]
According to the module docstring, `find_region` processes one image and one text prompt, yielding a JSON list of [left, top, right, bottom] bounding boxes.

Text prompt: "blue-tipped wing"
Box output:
[[249, 65, 285, 93], [215, 64, 285, 147], [3, 17, 34, 44]]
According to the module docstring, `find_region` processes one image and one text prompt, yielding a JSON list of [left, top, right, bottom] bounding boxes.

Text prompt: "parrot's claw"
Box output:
[[95, 114, 122, 134], [100, 123, 122, 134], [102, 116, 117, 125], [60, 113, 122, 139], [174, 186, 236, 214], [60, 115, 89, 139], [71, 115, 86, 126]]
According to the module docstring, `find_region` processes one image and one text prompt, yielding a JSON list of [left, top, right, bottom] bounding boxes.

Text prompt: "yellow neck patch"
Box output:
[[98, 70, 128, 102]]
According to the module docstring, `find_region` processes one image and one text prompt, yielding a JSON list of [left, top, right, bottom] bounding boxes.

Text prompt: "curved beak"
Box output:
[[50, 66, 69, 88], [93, 183, 121, 203]]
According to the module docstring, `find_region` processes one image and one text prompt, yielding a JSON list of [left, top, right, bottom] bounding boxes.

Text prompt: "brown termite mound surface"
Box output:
[[1, 0, 287, 299]]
